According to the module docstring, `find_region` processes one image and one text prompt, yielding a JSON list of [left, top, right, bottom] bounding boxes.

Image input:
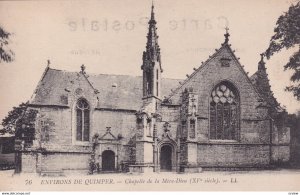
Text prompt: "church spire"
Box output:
[[141, 2, 162, 99], [151, 0, 155, 21], [142, 1, 161, 66]]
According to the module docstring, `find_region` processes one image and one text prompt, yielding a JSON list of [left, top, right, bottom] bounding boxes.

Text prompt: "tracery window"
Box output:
[[76, 98, 90, 141], [209, 82, 239, 140]]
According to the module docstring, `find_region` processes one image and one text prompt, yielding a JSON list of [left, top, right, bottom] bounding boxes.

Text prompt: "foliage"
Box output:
[[1, 102, 38, 136], [0, 26, 14, 63], [265, 2, 300, 100]]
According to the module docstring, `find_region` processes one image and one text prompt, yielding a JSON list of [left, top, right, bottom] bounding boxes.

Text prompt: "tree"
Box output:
[[0, 25, 14, 63], [265, 2, 300, 100], [0, 102, 37, 135]]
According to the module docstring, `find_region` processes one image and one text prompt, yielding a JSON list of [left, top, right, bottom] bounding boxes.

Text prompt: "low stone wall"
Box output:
[[21, 152, 90, 174], [197, 144, 270, 168], [271, 145, 290, 163], [21, 153, 37, 173]]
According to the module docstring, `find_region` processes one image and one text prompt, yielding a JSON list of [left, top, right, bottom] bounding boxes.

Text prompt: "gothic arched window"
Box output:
[[76, 98, 90, 141], [209, 82, 239, 140]]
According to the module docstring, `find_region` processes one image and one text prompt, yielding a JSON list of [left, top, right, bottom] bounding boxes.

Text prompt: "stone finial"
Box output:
[[224, 27, 230, 44], [80, 64, 86, 74], [258, 53, 266, 70], [106, 127, 111, 132], [47, 59, 50, 67], [260, 53, 265, 62]]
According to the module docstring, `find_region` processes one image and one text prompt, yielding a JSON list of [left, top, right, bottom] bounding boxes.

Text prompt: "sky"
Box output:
[[0, 0, 299, 123]]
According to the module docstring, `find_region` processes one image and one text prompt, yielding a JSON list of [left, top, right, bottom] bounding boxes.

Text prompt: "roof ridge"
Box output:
[[48, 67, 183, 80], [48, 67, 140, 77], [47, 67, 141, 78]]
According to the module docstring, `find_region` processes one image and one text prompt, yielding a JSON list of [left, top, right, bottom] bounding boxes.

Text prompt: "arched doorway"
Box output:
[[102, 150, 115, 172], [160, 145, 172, 171]]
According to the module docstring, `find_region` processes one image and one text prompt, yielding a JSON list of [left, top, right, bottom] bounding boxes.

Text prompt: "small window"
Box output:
[[146, 70, 153, 95], [189, 119, 196, 138], [181, 121, 187, 138], [156, 81, 159, 96], [147, 118, 152, 136], [76, 99, 90, 141], [41, 121, 50, 142]]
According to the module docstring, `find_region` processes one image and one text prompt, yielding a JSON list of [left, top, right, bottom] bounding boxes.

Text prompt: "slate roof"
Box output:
[[29, 68, 182, 111], [250, 68, 282, 112]]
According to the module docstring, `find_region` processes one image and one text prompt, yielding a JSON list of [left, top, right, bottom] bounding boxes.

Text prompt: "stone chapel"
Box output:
[[15, 4, 290, 174]]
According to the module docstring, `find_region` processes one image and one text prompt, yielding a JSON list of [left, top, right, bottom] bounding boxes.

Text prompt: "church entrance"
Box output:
[[160, 145, 172, 171], [102, 150, 115, 172]]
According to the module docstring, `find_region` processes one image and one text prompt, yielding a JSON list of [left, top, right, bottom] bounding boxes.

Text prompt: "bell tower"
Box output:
[[141, 3, 163, 100]]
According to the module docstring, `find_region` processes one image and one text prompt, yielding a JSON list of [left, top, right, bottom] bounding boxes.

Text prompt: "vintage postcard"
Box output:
[[0, 0, 300, 192]]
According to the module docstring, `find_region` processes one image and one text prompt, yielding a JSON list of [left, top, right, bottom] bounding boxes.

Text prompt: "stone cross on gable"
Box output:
[[224, 26, 230, 44], [225, 26, 229, 34], [81, 64, 86, 74], [106, 127, 111, 132]]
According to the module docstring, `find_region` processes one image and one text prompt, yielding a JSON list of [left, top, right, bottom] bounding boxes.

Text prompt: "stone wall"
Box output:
[[40, 152, 90, 172], [163, 45, 274, 168], [271, 145, 290, 163], [21, 153, 37, 173], [93, 110, 136, 143], [197, 144, 270, 167], [169, 46, 269, 145], [23, 103, 137, 173], [271, 125, 290, 163]]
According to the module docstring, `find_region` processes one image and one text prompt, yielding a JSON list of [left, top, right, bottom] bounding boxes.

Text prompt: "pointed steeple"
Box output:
[[142, 1, 161, 67], [150, 1, 155, 21], [141, 2, 162, 99]]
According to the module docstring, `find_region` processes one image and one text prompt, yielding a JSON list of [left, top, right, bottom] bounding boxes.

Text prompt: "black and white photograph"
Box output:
[[0, 0, 299, 192]]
